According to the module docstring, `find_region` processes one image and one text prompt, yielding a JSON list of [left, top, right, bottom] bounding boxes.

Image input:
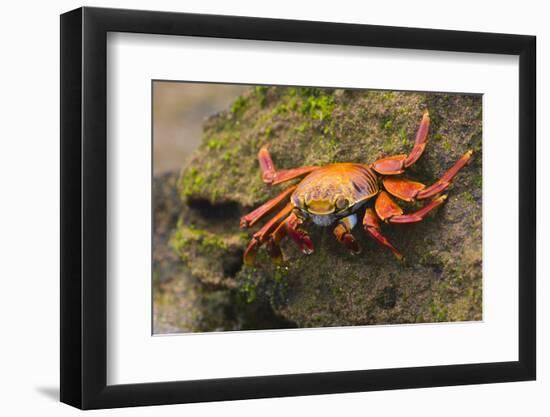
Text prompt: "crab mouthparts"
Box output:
[[306, 200, 335, 215], [309, 214, 336, 227]]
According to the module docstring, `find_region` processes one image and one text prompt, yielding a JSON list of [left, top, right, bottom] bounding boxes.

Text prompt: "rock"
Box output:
[[174, 86, 482, 329], [153, 172, 237, 333], [153, 172, 183, 285], [153, 172, 296, 333]]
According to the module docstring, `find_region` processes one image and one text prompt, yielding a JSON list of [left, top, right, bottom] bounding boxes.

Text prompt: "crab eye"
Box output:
[[335, 196, 349, 210]]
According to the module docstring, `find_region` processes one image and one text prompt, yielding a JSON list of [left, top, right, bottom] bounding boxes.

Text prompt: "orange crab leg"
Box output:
[[264, 218, 290, 265], [284, 212, 314, 254], [416, 150, 473, 199], [362, 208, 403, 260], [382, 177, 426, 202], [374, 191, 404, 221], [333, 214, 361, 254], [371, 154, 407, 175], [382, 150, 473, 202], [265, 235, 284, 265], [371, 111, 430, 175], [243, 241, 261, 266], [259, 145, 318, 185], [261, 211, 314, 265], [388, 195, 448, 224], [243, 203, 293, 266], [266, 213, 313, 265], [375, 191, 447, 224], [240, 185, 297, 228], [404, 111, 430, 168]]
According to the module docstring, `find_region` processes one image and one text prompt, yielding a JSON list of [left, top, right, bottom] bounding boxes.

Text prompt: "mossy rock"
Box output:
[[174, 86, 482, 328], [153, 173, 297, 333]]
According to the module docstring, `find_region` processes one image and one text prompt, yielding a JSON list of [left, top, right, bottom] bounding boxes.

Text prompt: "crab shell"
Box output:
[[290, 163, 380, 226]]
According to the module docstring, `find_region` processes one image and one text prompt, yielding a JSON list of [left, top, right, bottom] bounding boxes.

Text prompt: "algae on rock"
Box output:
[[172, 86, 482, 329]]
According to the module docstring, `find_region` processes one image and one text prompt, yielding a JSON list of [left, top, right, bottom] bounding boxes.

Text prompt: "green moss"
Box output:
[[237, 270, 260, 304], [383, 120, 393, 130], [383, 137, 399, 153], [231, 95, 248, 115], [323, 123, 335, 136], [175, 224, 228, 252], [180, 168, 206, 197], [295, 121, 310, 133], [380, 91, 397, 101], [287, 97, 298, 111], [272, 103, 288, 115], [295, 87, 322, 97], [172, 218, 189, 261], [473, 174, 482, 189], [397, 105, 414, 115], [418, 249, 441, 267], [398, 127, 410, 146], [430, 301, 449, 322], [254, 86, 268, 107], [273, 267, 289, 283], [463, 191, 475, 203], [447, 281, 481, 321], [300, 93, 334, 121], [206, 136, 230, 151], [239, 232, 250, 242], [220, 144, 242, 164]]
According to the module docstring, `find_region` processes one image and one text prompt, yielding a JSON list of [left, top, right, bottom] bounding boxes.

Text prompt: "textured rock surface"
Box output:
[[153, 172, 296, 333], [166, 87, 482, 331], [153, 173, 235, 333]]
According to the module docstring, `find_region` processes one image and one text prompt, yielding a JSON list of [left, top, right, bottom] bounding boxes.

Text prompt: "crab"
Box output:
[[240, 111, 473, 266]]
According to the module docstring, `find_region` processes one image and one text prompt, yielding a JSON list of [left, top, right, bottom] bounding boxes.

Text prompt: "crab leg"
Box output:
[[382, 150, 474, 201], [382, 177, 425, 202], [375, 191, 447, 224], [240, 185, 297, 228], [363, 208, 403, 260], [260, 211, 314, 264], [243, 203, 293, 266], [371, 111, 430, 175], [283, 212, 314, 254], [264, 218, 290, 265], [374, 191, 403, 221], [416, 150, 473, 199], [404, 111, 431, 168], [265, 233, 285, 265], [388, 195, 447, 224], [259, 145, 318, 185], [333, 214, 361, 254]]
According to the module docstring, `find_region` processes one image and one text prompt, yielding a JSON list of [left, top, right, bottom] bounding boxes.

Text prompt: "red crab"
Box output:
[[240, 112, 473, 265]]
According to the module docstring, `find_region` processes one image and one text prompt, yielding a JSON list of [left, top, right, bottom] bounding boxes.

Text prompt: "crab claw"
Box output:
[[341, 233, 361, 255], [284, 213, 314, 254], [287, 228, 314, 254], [243, 239, 260, 266], [266, 238, 284, 265]]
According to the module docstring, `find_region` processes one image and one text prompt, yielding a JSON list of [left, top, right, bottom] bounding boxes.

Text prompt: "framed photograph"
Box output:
[[60, 6, 536, 409]]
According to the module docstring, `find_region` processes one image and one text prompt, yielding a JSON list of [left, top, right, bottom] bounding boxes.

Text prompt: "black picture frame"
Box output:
[[60, 6, 536, 410]]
